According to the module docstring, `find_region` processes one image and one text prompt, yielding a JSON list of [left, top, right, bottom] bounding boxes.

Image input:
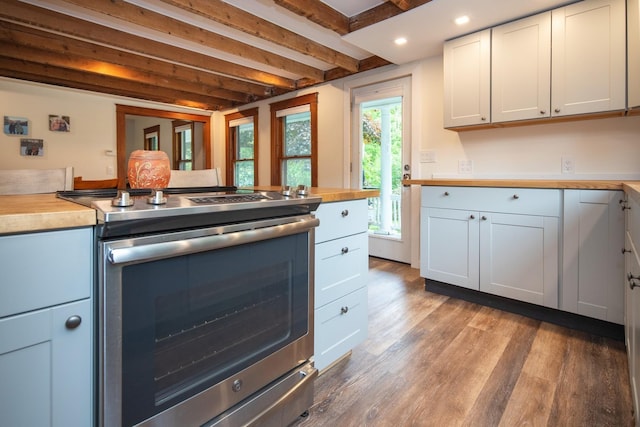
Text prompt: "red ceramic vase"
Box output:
[[127, 150, 171, 189]]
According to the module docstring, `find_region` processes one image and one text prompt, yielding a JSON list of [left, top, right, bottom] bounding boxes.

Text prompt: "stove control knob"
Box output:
[[281, 185, 292, 196], [112, 190, 134, 207], [147, 190, 167, 205], [297, 185, 308, 197]]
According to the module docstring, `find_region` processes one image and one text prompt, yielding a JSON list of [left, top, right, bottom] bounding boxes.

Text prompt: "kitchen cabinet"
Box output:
[[443, 29, 491, 128], [629, 0, 640, 111], [624, 191, 640, 420], [313, 199, 368, 371], [420, 187, 560, 307], [445, 0, 626, 129], [562, 190, 625, 324], [0, 228, 93, 427], [491, 12, 551, 122], [551, 0, 626, 117]]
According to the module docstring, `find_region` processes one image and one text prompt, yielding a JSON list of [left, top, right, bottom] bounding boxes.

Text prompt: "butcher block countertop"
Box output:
[[404, 179, 639, 191], [0, 193, 96, 235]]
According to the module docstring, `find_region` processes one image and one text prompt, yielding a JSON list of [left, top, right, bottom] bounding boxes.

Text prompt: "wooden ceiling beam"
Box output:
[[0, 22, 265, 103], [161, 0, 359, 72], [0, 0, 296, 90], [0, 58, 233, 110], [60, 0, 325, 82], [273, 0, 350, 36], [350, 0, 433, 32]]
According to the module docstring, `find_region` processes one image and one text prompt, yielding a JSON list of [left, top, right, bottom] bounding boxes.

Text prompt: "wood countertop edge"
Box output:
[[404, 179, 640, 191], [245, 186, 380, 202]]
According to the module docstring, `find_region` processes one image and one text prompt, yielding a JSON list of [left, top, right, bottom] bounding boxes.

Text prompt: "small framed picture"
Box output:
[[3, 116, 29, 136], [20, 138, 44, 156], [49, 115, 70, 132]]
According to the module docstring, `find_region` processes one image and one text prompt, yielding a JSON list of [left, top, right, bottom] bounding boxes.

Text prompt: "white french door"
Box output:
[[351, 77, 412, 263]]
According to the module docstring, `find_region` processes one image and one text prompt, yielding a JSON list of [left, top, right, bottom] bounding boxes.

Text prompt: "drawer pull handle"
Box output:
[[469, 214, 475, 220], [65, 315, 82, 330], [629, 273, 640, 290], [340, 306, 349, 315], [341, 209, 349, 217], [341, 247, 349, 254], [623, 248, 632, 254], [512, 194, 519, 200], [444, 191, 450, 196]]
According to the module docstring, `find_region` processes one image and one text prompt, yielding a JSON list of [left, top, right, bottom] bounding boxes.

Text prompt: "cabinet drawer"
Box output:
[[314, 199, 368, 243], [315, 232, 368, 307], [0, 228, 93, 318], [314, 286, 368, 371], [421, 186, 560, 216]]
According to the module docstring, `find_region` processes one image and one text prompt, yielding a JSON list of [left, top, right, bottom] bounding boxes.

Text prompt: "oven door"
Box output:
[[98, 215, 318, 427]]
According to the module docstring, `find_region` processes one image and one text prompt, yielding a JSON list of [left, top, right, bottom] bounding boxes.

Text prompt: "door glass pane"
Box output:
[[283, 158, 311, 187], [361, 97, 402, 238]]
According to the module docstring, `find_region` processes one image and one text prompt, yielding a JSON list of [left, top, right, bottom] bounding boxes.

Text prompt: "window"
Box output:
[[270, 93, 318, 187], [144, 125, 160, 150], [172, 120, 193, 170], [225, 108, 258, 186]]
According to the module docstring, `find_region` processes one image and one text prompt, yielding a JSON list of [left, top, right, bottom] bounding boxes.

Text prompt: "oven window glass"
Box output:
[[120, 232, 309, 426]]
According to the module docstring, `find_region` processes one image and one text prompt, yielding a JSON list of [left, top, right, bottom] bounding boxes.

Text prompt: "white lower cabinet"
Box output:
[[313, 199, 368, 371], [421, 187, 560, 308], [625, 192, 640, 422], [0, 228, 93, 427], [563, 190, 625, 324]]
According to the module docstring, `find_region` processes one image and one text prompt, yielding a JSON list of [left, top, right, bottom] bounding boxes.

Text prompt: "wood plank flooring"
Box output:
[[292, 257, 635, 427]]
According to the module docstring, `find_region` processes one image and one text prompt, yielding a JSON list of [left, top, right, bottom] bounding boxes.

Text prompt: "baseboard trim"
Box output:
[[425, 279, 624, 342]]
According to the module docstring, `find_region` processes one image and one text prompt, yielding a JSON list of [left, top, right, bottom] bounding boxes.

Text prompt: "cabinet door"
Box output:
[[480, 213, 558, 308], [0, 299, 92, 427], [314, 286, 368, 371], [551, 0, 626, 116], [443, 29, 491, 128], [420, 207, 479, 290], [630, 0, 640, 110], [562, 190, 625, 323], [492, 12, 551, 122], [626, 232, 640, 417]]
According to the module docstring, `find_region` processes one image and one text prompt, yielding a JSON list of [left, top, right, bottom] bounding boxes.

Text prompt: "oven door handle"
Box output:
[[107, 216, 319, 265]]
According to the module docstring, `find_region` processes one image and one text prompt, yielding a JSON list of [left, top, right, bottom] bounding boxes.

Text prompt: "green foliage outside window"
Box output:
[[283, 112, 311, 186], [362, 103, 403, 195], [235, 123, 254, 186]]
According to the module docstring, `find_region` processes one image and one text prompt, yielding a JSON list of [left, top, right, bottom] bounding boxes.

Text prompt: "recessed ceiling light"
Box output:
[[455, 15, 470, 25], [395, 37, 407, 46]]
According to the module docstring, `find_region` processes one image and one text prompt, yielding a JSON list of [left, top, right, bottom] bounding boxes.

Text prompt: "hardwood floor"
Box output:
[[293, 257, 635, 427]]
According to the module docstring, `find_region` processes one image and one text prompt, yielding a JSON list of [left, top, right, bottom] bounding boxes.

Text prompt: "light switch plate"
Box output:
[[420, 150, 436, 163], [458, 160, 473, 174]]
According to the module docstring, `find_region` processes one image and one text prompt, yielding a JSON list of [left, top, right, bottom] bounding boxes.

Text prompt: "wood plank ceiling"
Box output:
[[0, 0, 431, 111]]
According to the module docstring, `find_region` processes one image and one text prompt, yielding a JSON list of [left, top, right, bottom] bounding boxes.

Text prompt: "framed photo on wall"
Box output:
[[49, 115, 70, 132], [20, 138, 44, 156], [3, 116, 29, 136]]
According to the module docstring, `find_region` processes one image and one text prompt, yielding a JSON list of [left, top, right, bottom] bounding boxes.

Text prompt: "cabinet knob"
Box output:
[[481, 116, 487, 121], [481, 216, 487, 221], [341, 247, 349, 254], [540, 110, 546, 115], [65, 315, 82, 329], [554, 108, 561, 113], [340, 306, 349, 315], [444, 191, 450, 196], [512, 194, 519, 200], [469, 214, 475, 220], [341, 209, 349, 217], [629, 273, 640, 290]]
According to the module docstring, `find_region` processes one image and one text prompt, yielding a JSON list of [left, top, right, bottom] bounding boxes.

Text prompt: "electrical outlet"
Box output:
[[420, 150, 437, 163], [107, 165, 114, 176], [561, 157, 575, 174], [458, 160, 473, 174]]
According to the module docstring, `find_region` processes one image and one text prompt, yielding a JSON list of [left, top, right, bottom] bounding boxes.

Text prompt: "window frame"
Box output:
[[143, 125, 160, 150], [172, 120, 194, 170], [225, 107, 259, 186], [270, 93, 318, 187]]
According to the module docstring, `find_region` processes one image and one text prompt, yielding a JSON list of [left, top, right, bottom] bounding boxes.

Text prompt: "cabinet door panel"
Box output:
[[443, 29, 491, 128], [551, 0, 626, 116], [480, 213, 558, 307], [420, 207, 479, 290], [492, 12, 551, 122], [0, 300, 91, 427]]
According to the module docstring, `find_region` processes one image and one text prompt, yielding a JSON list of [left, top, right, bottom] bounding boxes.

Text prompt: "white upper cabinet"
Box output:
[[629, 0, 640, 110], [443, 29, 491, 128], [491, 12, 551, 123], [551, 0, 626, 116]]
